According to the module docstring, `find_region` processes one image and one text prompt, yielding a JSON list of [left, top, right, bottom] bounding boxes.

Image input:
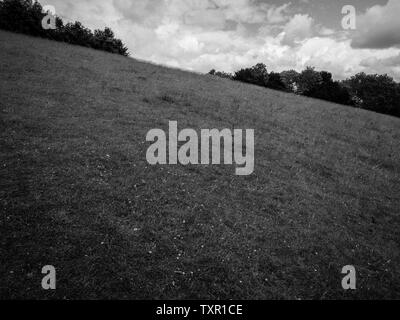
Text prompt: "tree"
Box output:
[[304, 70, 352, 105], [280, 70, 300, 92], [93, 27, 128, 55], [266, 72, 287, 91], [297, 66, 323, 95], [233, 63, 269, 87], [207, 63, 400, 118], [346, 73, 400, 116]]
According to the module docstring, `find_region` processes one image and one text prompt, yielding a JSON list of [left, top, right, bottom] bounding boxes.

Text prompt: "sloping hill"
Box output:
[[1, 30, 399, 299]]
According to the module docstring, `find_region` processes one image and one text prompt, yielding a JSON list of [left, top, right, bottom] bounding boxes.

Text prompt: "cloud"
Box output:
[[281, 14, 314, 45], [352, 0, 400, 49], [318, 27, 335, 36], [178, 36, 205, 53], [42, 0, 400, 81], [360, 54, 400, 79], [266, 3, 291, 24]]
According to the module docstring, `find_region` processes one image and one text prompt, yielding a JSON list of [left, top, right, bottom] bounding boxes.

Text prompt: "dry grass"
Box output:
[[0, 30, 400, 299]]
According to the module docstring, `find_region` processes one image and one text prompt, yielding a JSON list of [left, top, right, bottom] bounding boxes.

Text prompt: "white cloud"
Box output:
[[178, 36, 204, 53], [266, 3, 291, 24], [281, 14, 314, 45], [319, 27, 335, 36]]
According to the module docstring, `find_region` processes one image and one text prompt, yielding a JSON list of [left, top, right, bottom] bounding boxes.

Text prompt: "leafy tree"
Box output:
[[297, 66, 323, 95], [62, 21, 93, 46], [233, 63, 269, 87], [266, 72, 287, 91], [346, 73, 400, 116], [0, 0, 38, 34], [304, 70, 352, 105], [280, 70, 300, 92]]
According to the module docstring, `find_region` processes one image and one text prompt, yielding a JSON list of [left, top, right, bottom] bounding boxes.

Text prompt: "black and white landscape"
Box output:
[[0, 0, 399, 300]]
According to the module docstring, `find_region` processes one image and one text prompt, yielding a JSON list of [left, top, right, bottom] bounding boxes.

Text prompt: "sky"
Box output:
[[42, 0, 400, 80]]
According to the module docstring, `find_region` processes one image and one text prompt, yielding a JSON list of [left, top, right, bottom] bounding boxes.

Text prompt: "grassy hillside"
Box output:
[[1, 30, 399, 299]]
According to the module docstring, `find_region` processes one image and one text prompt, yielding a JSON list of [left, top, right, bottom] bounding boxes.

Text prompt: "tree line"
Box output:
[[0, 0, 129, 56], [209, 64, 400, 118]]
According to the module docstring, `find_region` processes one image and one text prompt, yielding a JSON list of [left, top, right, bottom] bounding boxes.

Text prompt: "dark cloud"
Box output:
[[353, 31, 400, 49], [360, 54, 400, 80], [351, 0, 400, 49], [360, 54, 400, 69]]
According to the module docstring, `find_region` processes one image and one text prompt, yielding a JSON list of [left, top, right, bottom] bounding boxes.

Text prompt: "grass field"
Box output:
[[1, 30, 400, 299]]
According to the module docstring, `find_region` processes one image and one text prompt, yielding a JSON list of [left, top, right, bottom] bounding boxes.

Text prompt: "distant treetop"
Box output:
[[209, 63, 400, 118]]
